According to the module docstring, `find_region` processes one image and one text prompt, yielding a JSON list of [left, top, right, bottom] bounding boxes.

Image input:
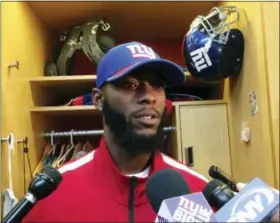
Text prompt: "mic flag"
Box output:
[[155, 192, 218, 222], [215, 177, 279, 222]]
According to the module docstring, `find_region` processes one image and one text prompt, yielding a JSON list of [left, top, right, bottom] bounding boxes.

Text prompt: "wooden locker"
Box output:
[[177, 102, 232, 180], [1, 2, 224, 202], [2, 2, 278, 208]]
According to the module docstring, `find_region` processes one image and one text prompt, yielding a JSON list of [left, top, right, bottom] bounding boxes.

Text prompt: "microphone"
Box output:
[[146, 168, 217, 222], [212, 177, 279, 222], [208, 165, 238, 192], [3, 165, 63, 223], [146, 168, 190, 213], [203, 179, 235, 210]]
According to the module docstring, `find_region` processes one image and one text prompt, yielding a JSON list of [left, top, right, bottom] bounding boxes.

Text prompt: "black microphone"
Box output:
[[203, 178, 279, 222], [3, 165, 63, 223], [209, 165, 238, 192], [202, 179, 235, 210], [146, 169, 218, 222], [146, 168, 190, 213]]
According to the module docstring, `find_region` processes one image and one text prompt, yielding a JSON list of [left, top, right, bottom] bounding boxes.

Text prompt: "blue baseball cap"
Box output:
[[96, 42, 186, 88]]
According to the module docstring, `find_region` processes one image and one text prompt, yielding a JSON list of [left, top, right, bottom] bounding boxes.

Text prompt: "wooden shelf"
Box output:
[[30, 100, 226, 115], [29, 75, 97, 107], [172, 100, 226, 107], [29, 75, 97, 87], [30, 106, 99, 116], [29, 72, 224, 107], [29, 72, 211, 88]]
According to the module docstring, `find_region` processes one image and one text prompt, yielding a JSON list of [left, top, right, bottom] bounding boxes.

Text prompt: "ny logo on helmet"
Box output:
[[126, 44, 157, 59], [190, 41, 213, 72]]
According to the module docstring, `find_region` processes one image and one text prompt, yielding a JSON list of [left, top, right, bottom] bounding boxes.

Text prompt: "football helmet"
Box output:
[[182, 6, 244, 83]]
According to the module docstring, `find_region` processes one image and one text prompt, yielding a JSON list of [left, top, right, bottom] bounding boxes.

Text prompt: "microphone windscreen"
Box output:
[[146, 168, 190, 213], [41, 165, 63, 187], [202, 179, 224, 201], [29, 166, 63, 200], [202, 179, 234, 209]]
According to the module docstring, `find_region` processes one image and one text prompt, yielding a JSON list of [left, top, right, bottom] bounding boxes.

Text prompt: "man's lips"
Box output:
[[134, 116, 159, 126], [134, 110, 159, 119], [133, 110, 160, 126]]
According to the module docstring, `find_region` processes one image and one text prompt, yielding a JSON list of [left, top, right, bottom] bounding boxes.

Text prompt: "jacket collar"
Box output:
[[93, 137, 166, 206]]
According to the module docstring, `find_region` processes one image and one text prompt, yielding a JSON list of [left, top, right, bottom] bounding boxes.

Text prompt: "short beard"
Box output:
[[102, 100, 167, 157]]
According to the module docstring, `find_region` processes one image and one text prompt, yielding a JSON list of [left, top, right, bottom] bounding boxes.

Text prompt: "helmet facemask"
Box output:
[[188, 6, 239, 45]]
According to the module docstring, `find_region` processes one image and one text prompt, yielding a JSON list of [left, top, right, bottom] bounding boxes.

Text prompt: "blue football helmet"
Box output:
[[182, 6, 244, 83]]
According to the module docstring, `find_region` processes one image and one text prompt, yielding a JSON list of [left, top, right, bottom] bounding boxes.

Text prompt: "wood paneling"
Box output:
[[2, 4, 278, 217], [222, 2, 277, 187], [1, 2, 224, 207], [1, 2, 51, 203], [27, 1, 217, 41], [261, 2, 279, 189]]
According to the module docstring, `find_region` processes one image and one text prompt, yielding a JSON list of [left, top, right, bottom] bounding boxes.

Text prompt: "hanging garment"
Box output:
[[2, 133, 19, 217]]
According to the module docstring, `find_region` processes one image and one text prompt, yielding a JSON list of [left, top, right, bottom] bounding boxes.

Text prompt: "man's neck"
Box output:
[[104, 127, 152, 176]]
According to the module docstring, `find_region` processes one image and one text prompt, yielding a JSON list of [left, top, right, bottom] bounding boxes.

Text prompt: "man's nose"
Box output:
[[137, 82, 156, 105]]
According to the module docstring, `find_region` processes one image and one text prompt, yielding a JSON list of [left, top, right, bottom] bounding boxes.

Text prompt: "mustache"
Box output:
[[130, 107, 162, 118]]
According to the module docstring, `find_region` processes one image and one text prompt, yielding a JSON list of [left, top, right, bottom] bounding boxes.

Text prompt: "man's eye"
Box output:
[[123, 82, 138, 90], [151, 82, 164, 91]]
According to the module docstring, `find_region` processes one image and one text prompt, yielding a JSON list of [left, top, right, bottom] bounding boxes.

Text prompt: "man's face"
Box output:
[[94, 68, 168, 156]]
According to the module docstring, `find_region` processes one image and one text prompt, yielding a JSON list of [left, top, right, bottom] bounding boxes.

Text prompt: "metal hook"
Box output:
[[16, 137, 28, 144], [8, 61, 19, 69], [51, 130, 54, 145], [70, 129, 74, 146]]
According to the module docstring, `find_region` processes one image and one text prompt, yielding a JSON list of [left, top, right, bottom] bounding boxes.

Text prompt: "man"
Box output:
[[23, 42, 279, 222]]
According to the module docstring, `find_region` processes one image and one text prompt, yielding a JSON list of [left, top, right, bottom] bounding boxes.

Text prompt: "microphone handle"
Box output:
[[3, 194, 36, 223], [209, 166, 238, 192], [222, 176, 238, 192]]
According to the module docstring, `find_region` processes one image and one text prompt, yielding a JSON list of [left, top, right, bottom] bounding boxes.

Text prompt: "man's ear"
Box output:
[[92, 88, 104, 111]]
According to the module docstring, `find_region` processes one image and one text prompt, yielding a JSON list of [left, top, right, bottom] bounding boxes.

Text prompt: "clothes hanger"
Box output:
[[71, 142, 83, 161], [56, 129, 75, 167], [49, 142, 61, 166], [83, 141, 94, 153], [64, 132, 77, 163], [33, 131, 55, 176], [50, 134, 64, 167], [53, 144, 66, 168], [43, 131, 58, 166]]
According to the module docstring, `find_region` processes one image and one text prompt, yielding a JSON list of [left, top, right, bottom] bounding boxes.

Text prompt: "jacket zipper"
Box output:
[[128, 176, 137, 223]]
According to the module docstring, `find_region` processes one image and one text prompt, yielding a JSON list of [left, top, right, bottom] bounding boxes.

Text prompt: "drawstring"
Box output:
[[7, 133, 15, 192], [22, 138, 33, 194]]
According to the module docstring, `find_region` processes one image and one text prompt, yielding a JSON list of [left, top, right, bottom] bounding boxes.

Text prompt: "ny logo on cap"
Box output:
[[126, 43, 157, 59]]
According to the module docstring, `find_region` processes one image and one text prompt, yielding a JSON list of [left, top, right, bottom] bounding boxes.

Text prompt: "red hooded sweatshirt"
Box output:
[[22, 137, 209, 222]]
